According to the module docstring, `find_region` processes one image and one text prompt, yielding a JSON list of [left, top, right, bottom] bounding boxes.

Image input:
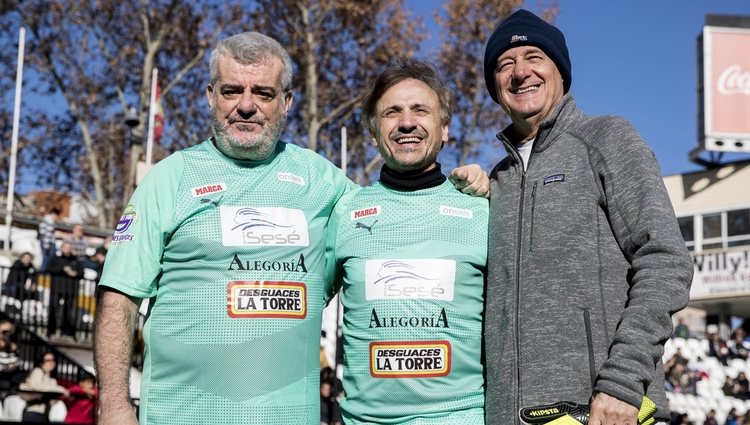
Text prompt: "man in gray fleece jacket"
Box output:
[[482, 9, 694, 425]]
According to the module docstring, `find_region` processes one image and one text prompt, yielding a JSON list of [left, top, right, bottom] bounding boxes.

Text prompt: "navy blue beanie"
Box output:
[[483, 9, 572, 103]]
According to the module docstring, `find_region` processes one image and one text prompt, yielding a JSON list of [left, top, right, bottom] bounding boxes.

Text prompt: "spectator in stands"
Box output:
[[86, 247, 107, 283], [37, 208, 60, 273], [723, 375, 736, 396], [320, 375, 333, 425], [687, 355, 710, 380], [20, 351, 69, 422], [663, 354, 682, 392], [673, 316, 690, 339], [48, 242, 84, 280], [63, 372, 98, 425], [673, 347, 689, 366], [47, 242, 84, 339], [728, 329, 749, 361], [708, 331, 730, 366], [0, 319, 22, 396], [65, 224, 89, 262], [733, 371, 750, 401], [669, 412, 689, 425], [2, 251, 34, 300], [0, 319, 19, 368], [703, 409, 719, 425], [725, 407, 740, 425]]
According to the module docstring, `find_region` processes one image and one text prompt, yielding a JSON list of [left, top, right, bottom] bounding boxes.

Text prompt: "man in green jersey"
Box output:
[[94, 33, 488, 425], [326, 60, 487, 424]]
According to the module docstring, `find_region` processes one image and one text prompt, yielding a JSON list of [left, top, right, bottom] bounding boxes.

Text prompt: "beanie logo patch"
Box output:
[[511, 35, 528, 43]]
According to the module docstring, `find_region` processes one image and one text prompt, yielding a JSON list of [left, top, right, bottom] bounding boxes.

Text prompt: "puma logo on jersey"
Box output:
[[355, 220, 378, 234], [200, 195, 222, 207]]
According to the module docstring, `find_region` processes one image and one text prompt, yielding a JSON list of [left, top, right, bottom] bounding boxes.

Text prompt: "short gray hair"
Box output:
[[209, 32, 293, 92]]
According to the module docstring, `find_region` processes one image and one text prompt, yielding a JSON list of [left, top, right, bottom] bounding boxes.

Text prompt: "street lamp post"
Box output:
[[122, 107, 141, 207]]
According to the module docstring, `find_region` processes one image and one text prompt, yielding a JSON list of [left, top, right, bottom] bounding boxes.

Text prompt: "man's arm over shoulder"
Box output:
[[589, 117, 694, 408], [449, 164, 490, 198]]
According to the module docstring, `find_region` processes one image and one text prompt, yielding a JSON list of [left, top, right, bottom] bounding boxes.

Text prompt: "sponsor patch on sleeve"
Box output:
[[111, 204, 138, 244], [227, 281, 307, 319], [369, 340, 451, 378]]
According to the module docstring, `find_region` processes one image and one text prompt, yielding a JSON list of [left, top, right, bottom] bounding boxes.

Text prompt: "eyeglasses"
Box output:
[[43, 358, 56, 363]]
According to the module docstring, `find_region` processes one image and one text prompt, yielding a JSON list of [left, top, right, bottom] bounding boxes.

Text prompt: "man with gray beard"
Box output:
[[94, 32, 487, 425]]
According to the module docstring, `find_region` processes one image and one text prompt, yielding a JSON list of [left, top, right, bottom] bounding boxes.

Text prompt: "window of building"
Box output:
[[727, 208, 750, 247], [702, 212, 723, 250], [677, 216, 694, 252], [678, 208, 750, 251]]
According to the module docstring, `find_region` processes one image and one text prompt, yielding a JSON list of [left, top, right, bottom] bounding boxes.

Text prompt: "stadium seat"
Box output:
[[688, 338, 706, 357], [48, 400, 67, 422], [2, 395, 25, 421], [732, 399, 747, 415]]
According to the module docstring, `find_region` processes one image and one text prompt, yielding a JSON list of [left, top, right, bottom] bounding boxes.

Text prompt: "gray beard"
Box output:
[[210, 111, 287, 161]]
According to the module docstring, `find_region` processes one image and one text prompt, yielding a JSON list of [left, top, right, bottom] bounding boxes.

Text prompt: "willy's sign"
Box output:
[[700, 18, 750, 153]]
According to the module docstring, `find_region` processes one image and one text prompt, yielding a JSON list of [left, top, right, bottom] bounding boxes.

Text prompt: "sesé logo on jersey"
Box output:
[[220, 206, 310, 247], [365, 259, 456, 301]]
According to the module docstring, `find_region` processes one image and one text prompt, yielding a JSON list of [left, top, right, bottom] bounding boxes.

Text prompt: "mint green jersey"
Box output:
[[325, 180, 488, 424], [99, 139, 354, 425]]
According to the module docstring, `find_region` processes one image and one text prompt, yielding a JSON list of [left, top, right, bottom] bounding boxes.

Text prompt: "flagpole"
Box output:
[[145, 67, 158, 166], [4, 27, 25, 252]]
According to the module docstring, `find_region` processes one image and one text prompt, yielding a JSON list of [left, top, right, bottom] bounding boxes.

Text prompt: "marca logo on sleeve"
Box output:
[[370, 340, 451, 378], [227, 281, 307, 319], [220, 206, 309, 247], [365, 259, 455, 301], [192, 182, 227, 197], [351, 206, 381, 220]]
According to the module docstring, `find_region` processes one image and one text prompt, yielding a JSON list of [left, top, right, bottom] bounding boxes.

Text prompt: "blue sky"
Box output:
[[406, 0, 750, 176]]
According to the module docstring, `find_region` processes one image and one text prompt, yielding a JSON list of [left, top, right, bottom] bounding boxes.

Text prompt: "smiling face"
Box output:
[[494, 45, 564, 141], [206, 54, 293, 161], [373, 78, 448, 173]]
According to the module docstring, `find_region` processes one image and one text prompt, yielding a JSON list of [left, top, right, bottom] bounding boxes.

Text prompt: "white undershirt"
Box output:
[[516, 138, 535, 170]]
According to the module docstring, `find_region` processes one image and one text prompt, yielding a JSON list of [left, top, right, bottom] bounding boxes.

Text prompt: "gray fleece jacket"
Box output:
[[484, 94, 694, 424]]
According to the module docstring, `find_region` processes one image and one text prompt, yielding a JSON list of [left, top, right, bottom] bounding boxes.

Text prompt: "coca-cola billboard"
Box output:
[[702, 25, 750, 153]]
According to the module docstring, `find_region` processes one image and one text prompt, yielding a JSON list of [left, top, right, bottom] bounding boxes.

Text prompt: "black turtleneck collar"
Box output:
[[379, 163, 447, 191]]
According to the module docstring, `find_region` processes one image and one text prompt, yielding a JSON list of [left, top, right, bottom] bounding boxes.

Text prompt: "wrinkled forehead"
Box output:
[[215, 54, 284, 87]]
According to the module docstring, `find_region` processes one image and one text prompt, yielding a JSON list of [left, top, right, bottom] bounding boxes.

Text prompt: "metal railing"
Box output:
[[0, 265, 145, 370], [0, 267, 97, 342]]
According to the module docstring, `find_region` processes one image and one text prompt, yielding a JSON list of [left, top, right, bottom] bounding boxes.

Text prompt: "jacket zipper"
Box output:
[[583, 309, 597, 389], [498, 131, 533, 420], [530, 182, 538, 252], [515, 171, 526, 415]]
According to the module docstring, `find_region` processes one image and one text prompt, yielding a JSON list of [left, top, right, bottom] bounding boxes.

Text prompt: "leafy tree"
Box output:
[[1, 0, 243, 228], [241, 0, 427, 185]]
